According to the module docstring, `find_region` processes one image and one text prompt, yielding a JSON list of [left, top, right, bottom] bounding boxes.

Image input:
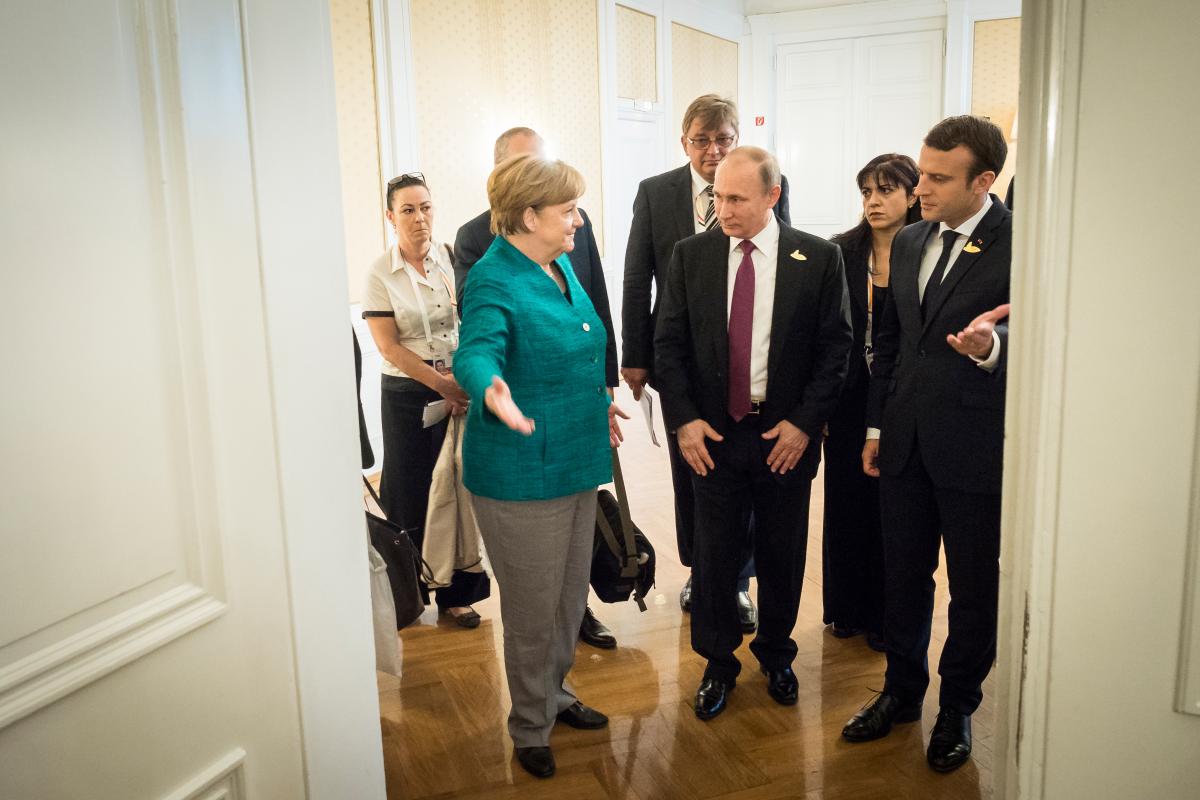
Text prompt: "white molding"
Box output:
[[1180, 376, 1200, 715], [748, 0, 946, 34], [372, 0, 418, 189], [162, 748, 247, 800], [0, 585, 225, 729], [945, 0, 1021, 115], [993, 0, 1084, 797]]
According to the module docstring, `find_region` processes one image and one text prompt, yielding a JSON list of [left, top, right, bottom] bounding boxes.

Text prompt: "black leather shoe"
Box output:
[[515, 746, 555, 778], [579, 606, 617, 649], [761, 666, 798, 705], [831, 623, 862, 638], [694, 677, 733, 720], [737, 590, 758, 633], [927, 709, 972, 772], [866, 631, 886, 652], [841, 693, 923, 742], [679, 576, 693, 612], [555, 701, 609, 730]]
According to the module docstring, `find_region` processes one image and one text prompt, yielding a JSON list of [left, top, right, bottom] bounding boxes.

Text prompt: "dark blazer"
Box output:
[[866, 197, 1012, 494], [453, 207, 618, 387], [622, 164, 791, 377], [834, 237, 873, 391], [653, 223, 852, 480]]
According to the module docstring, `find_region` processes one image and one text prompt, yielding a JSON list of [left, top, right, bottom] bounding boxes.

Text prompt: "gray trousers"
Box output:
[[472, 489, 596, 748]]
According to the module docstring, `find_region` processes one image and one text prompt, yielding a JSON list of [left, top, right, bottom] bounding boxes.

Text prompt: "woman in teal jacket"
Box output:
[[454, 154, 626, 779]]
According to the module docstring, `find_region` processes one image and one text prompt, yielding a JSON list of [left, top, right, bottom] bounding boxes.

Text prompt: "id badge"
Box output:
[[433, 359, 450, 375]]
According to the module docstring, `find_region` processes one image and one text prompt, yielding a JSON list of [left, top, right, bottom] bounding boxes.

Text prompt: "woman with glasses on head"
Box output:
[[362, 172, 491, 627], [822, 153, 923, 652]]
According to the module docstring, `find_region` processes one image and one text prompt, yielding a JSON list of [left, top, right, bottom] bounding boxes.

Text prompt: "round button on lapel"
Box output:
[[582, 322, 590, 332]]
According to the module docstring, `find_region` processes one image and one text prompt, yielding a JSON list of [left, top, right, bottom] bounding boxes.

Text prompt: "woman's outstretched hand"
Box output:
[[483, 376, 535, 435]]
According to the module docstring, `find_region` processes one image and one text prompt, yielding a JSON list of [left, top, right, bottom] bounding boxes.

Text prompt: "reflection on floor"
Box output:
[[377, 386, 994, 799]]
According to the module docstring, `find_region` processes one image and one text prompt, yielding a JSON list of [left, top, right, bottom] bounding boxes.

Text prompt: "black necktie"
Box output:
[[921, 229, 961, 318]]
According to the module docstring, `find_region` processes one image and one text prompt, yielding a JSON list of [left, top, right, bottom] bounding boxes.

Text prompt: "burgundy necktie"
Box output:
[[728, 239, 756, 422]]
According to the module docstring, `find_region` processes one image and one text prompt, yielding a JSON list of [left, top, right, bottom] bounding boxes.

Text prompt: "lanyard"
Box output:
[[393, 244, 459, 354]]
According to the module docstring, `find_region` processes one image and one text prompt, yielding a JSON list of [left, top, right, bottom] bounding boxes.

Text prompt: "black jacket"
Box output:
[[653, 223, 851, 481], [622, 164, 791, 378], [866, 197, 1012, 494]]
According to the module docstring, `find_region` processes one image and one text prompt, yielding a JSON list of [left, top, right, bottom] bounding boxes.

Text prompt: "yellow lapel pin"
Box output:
[[790, 250, 807, 261], [962, 241, 982, 254]]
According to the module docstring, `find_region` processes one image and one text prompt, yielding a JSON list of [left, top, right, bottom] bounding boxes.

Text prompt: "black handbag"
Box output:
[[363, 477, 428, 629], [591, 449, 655, 611]]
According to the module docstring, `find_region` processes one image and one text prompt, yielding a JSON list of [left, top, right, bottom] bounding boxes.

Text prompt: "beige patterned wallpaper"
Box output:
[[409, 0, 605, 254], [972, 17, 1021, 199], [330, 0, 386, 303], [616, 5, 656, 103], [671, 23, 738, 137]]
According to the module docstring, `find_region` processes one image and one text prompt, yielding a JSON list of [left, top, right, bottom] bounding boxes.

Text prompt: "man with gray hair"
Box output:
[[655, 146, 851, 720], [453, 127, 619, 651]]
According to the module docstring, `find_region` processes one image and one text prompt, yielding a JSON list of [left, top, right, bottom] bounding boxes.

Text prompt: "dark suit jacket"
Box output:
[[866, 196, 1012, 494], [622, 164, 791, 378], [834, 237, 873, 392], [453, 207, 618, 387], [653, 223, 852, 481]]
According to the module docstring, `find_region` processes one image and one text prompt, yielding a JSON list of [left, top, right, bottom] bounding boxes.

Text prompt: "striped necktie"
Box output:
[[702, 185, 717, 231]]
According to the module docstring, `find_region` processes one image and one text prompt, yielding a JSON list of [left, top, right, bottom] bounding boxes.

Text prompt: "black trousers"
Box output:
[[690, 414, 813, 683], [820, 366, 884, 633], [668, 420, 754, 590], [379, 378, 490, 609], [879, 447, 1000, 714]]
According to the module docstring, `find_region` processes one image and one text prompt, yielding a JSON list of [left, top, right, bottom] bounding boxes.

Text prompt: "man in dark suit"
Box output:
[[621, 95, 791, 627], [655, 147, 851, 719], [842, 115, 1012, 774], [453, 127, 619, 650]]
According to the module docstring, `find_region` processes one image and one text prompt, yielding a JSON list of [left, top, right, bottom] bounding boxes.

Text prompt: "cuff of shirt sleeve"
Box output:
[[866, 427, 881, 440], [970, 330, 1002, 372]]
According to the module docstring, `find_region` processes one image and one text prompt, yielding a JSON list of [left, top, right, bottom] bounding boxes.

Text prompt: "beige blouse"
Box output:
[[361, 242, 458, 378]]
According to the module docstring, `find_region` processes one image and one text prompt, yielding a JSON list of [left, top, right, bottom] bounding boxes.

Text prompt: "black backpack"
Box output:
[[591, 450, 655, 611]]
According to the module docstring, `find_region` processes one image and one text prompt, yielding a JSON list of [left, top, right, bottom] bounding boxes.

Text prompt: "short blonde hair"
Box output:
[[488, 154, 585, 236]]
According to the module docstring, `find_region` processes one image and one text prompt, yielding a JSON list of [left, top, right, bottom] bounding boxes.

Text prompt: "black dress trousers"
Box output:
[[690, 413, 813, 684], [379, 376, 490, 608]]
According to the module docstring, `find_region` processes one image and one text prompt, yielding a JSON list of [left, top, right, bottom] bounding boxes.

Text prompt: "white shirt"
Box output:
[[726, 214, 780, 400], [361, 242, 458, 378], [690, 166, 714, 235]]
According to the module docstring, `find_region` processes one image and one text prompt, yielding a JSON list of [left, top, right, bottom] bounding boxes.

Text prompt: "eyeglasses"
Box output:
[[686, 135, 736, 150], [387, 171, 427, 190]]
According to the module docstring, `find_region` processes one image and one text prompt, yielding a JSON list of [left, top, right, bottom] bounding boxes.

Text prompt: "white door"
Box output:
[[0, 2, 324, 797], [775, 29, 943, 239], [608, 107, 667, 325]]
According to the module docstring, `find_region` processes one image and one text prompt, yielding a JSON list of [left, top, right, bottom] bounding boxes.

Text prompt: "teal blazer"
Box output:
[[454, 235, 612, 501]]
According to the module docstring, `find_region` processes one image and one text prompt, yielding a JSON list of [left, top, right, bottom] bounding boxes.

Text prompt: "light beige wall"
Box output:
[[330, 0, 386, 303], [671, 22, 738, 138], [616, 4, 657, 103], [1043, 0, 1200, 795], [408, 0, 605, 253], [971, 17, 1019, 200]]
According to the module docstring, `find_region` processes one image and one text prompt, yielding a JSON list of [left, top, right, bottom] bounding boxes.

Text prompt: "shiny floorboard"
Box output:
[[376, 386, 994, 799]]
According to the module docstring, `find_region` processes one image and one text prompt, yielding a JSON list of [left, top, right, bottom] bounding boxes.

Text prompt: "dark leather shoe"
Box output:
[[841, 693, 923, 742], [831, 623, 862, 638], [555, 701, 609, 730], [694, 677, 733, 720], [515, 746, 555, 778], [579, 606, 616, 649], [761, 666, 798, 705], [679, 576, 693, 612], [866, 631, 886, 652], [737, 590, 758, 633], [927, 709, 972, 772]]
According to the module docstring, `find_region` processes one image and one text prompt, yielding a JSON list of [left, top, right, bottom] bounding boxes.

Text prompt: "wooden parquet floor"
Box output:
[[377, 386, 994, 799]]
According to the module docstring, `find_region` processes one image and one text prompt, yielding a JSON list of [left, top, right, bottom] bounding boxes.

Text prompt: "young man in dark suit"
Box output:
[[621, 95, 791, 628], [843, 115, 1012, 774], [453, 127, 619, 651], [654, 147, 851, 719]]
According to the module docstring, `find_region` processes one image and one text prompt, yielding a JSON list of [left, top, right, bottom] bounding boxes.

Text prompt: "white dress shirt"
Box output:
[[690, 166, 714, 235], [361, 242, 458, 378], [726, 214, 780, 400]]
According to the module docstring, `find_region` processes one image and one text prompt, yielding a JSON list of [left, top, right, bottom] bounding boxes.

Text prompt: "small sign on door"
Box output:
[[755, 116, 765, 126]]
